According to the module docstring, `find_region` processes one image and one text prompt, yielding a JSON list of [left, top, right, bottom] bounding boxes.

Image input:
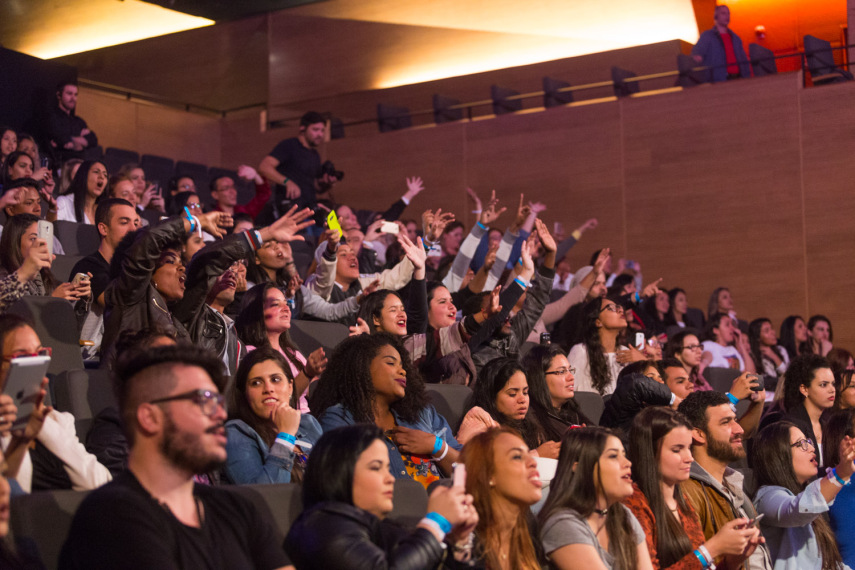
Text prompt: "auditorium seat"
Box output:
[[82, 145, 103, 162], [425, 384, 473, 430], [288, 320, 349, 356], [11, 488, 89, 570], [229, 484, 302, 539], [749, 43, 777, 77], [804, 35, 853, 85], [702, 366, 740, 393], [51, 368, 115, 442], [290, 241, 314, 279], [52, 254, 84, 282], [102, 147, 139, 176], [7, 296, 84, 378], [53, 220, 99, 256], [139, 154, 175, 191], [575, 391, 605, 425]]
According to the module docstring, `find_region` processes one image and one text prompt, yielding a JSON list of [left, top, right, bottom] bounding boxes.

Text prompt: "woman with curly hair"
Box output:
[[567, 297, 629, 396], [222, 347, 322, 485], [538, 426, 652, 570], [310, 333, 462, 488], [462, 426, 545, 569]]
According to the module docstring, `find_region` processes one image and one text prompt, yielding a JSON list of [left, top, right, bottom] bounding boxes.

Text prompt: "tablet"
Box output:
[[3, 355, 50, 429]]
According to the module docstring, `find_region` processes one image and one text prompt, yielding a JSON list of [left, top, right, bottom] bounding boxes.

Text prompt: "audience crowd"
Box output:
[[0, 83, 853, 570]]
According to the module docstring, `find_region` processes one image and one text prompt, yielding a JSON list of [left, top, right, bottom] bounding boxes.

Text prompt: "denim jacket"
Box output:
[[318, 404, 461, 479], [222, 415, 322, 484]]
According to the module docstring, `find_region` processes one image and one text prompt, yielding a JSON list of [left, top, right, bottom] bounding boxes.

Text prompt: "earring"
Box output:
[[489, 480, 495, 487]]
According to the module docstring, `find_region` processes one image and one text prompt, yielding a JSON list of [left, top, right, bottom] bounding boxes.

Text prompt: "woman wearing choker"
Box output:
[[538, 426, 653, 570]]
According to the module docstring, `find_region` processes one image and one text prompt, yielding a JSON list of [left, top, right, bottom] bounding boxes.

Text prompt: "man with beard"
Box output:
[[678, 391, 772, 570], [60, 345, 289, 570]]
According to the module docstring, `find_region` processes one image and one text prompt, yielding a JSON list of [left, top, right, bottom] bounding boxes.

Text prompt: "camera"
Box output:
[[320, 160, 344, 181]]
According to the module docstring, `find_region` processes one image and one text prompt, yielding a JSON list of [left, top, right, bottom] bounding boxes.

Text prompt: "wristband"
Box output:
[[827, 467, 850, 487], [698, 545, 716, 569], [424, 512, 452, 534], [434, 442, 449, 462], [514, 277, 530, 289], [277, 432, 296, 445], [245, 229, 263, 250], [634, 292, 641, 304], [471, 209, 482, 215], [476, 221, 487, 230], [725, 392, 739, 406], [283, 177, 290, 185], [693, 550, 709, 569], [183, 206, 197, 233], [432, 436, 443, 455], [571, 230, 582, 240]]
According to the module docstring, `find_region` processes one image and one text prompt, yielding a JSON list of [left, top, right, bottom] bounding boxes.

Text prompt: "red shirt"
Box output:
[[720, 32, 740, 75]]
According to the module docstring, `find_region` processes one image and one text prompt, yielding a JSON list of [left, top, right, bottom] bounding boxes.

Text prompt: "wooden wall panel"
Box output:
[[801, 81, 855, 347], [622, 74, 806, 334]]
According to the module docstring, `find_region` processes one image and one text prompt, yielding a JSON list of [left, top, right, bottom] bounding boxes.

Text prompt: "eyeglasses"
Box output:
[[682, 344, 703, 351], [149, 389, 226, 417], [187, 203, 203, 211], [546, 367, 576, 376], [791, 438, 815, 452], [599, 304, 624, 315], [2, 347, 51, 362]]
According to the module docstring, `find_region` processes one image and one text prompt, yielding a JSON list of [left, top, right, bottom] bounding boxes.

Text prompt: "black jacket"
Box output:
[[599, 373, 673, 434], [284, 501, 446, 570]]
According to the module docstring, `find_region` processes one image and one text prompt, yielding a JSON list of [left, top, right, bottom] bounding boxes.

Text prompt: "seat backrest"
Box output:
[[389, 477, 428, 526], [53, 220, 99, 256], [7, 297, 84, 376], [574, 391, 605, 425], [703, 366, 741, 393], [139, 154, 176, 191], [228, 483, 303, 539], [425, 384, 473, 430], [11, 488, 90, 570], [749, 43, 777, 77], [102, 147, 140, 177], [52, 254, 84, 282], [175, 161, 211, 201], [288, 320, 350, 356], [52, 368, 116, 441], [804, 35, 837, 77]]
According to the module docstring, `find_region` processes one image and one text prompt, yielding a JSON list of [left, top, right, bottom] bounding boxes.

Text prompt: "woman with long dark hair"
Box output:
[[284, 423, 477, 569], [311, 333, 462, 487], [462, 426, 545, 569], [664, 330, 713, 391], [807, 315, 833, 357], [55, 160, 106, 224], [223, 347, 322, 484], [753, 420, 853, 569], [538, 426, 652, 569], [521, 343, 591, 431], [748, 318, 789, 380], [235, 282, 326, 411], [779, 315, 809, 361], [827, 348, 855, 411], [567, 297, 628, 396], [625, 407, 759, 569]]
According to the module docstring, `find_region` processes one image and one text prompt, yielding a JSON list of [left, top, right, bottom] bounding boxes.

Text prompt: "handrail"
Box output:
[[267, 41, 855, 132]]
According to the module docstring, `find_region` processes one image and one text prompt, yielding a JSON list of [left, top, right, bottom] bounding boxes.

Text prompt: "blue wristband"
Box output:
[[277, 432, 296, 445], [432, 436, 443, 455], [634, 292, 641, 304], [725, 392, 739, 406], [514, 277, 528, 289], [833, 468, 848, 486], [183, 206, 197, 233], [693, 549, 709, 568], [425, 512, 452, 534], [476, 221, 487, 230]]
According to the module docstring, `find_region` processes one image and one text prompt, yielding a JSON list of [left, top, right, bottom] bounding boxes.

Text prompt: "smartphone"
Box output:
[[635, 332, 645, 351], [380, 221, 399, 235], [3, 355, 50, 429], [748, 373, 764, 392], [452, 463, 467, 488], [327, 210, 342, 239], [71, 273, 90, 288], [37, 220, 53, 258], [746, 513, 765, 528], [40, 156, 50, 169]]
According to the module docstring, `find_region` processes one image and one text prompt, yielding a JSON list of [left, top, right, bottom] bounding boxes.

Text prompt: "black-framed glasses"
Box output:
[[546, 367, 576, 376], [791, 438, 815, 452], [682, 344, 703, 351], [599, 304, 624, 315], [149, 389, 225, 417], [2, 347, 51, 362]]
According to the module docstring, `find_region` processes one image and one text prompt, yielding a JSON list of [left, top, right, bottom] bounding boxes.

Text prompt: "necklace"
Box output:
[[594, 507, 608, 516]]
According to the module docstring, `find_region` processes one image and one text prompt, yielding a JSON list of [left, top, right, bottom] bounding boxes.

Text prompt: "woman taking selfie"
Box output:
[[284, 423, 477, 569], [222, 347, 322, 484]]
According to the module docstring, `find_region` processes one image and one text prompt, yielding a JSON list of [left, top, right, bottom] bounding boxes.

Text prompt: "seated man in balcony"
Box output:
[[209, 166, 270, 222]]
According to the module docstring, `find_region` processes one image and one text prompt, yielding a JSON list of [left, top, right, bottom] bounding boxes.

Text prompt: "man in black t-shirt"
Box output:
[[258, 110, 326, 221], [59, 346, 289, 570], [45, 80, 99, 164], [70, 198, 140, 359]]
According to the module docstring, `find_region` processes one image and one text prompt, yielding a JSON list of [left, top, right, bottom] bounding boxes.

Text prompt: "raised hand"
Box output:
[[480, 190, 506, 226], [237, 164, 262, 183], [262, 205, 315, 243], [305, 348, 327, 377], [198, 211, 234, 239], [593, 247, 611, 274], [534, 218, 556, 253], [404, 176, 425, 201], [349, 317, 370, 336], [466, 187, 483, 213], [641, 277, 663, 299], [510, 194, 530, 233], [422, 208, 455, 243], [398, 234, 426, 271]]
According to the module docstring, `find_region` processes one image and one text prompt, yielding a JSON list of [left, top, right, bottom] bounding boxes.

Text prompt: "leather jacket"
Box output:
[[599, 373, 673, 434], [284, 501, 445, 570]]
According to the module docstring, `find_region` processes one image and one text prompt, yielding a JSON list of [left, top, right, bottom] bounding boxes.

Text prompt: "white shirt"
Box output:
[[567, 343, 626, 396], [55, 194, 93, 224], [702, 340, 746, 371]]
